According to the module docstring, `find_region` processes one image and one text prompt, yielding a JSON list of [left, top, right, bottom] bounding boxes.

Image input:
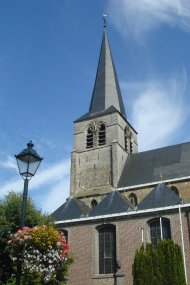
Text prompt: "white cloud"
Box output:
[[122, 71, 188, 150], [40, 175, 70, 213], [0, 155, 18, 171], [0, 158, 70, 213], [108, 0, 190, 39]]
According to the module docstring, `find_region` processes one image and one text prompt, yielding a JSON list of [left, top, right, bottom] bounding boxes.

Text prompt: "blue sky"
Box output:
[[0, 0, 190, 213]]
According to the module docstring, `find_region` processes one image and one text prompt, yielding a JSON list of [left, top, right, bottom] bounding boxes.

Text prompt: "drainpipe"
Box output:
[[141, 228, 144, 243], [179, 205, 188, 284], [160, 217, 163, 240]]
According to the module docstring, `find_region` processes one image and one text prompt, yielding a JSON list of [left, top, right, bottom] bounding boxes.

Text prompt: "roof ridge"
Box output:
[[138, 141, 190, 155]]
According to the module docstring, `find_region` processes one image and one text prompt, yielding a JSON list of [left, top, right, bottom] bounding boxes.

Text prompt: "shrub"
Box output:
[[7, 225, 71, 284], [133, 240, 186, 285]]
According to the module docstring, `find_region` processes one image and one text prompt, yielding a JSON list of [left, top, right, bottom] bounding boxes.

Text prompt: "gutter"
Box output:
[[116, 176, 190, 192], [55, 203, 190, 225]]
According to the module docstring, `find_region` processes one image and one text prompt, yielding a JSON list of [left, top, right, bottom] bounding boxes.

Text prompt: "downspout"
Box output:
[[179, 205, 188, 284], [110, 145, 114, 187], [160, 217, 163, 240], [141, 228, 144, 243]]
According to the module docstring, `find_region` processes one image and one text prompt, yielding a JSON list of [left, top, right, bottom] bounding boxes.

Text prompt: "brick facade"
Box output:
[[58, 207, 190, 285]]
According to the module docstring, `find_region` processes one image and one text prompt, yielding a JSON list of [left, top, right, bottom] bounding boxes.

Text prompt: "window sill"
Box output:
[[92, 274, 114, 279]]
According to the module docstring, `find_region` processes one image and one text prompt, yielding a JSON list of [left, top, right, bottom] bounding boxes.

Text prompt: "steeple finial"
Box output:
[[102, 14, 107, 28]]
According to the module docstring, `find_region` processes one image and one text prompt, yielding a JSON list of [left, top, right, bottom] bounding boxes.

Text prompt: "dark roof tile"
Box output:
[[88, 191, 132, 217], [118, 142, 190, 187], [138, 183, 182, 210], [52, 197, 90, 221]]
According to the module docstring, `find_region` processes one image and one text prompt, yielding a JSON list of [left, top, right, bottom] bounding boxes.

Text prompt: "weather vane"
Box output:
[[102, 13, 107, 28]]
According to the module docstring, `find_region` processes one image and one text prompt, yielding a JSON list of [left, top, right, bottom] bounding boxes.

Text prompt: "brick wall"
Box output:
[[63, 208, 190, 285]]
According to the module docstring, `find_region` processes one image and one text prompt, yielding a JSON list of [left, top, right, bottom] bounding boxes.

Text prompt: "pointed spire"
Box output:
[[89, 22, 126, 118]]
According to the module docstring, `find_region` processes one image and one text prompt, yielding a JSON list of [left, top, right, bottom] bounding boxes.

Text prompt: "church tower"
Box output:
[[70, 23, 138, 203]]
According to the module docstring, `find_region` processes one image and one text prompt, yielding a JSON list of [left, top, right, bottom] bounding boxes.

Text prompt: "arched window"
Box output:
[[148, 218, 171, 247], [86, 127, 94, 149], [98, 225, 116, 274], [170, 186, 179, 195], [91, 199, 98, 208], [129, 193, 138, 207], [98, 123, 106, 146]]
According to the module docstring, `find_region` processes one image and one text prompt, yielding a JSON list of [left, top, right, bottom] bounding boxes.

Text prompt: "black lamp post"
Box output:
[[15, 141, 43, 228], [15, 141, 43, 284]]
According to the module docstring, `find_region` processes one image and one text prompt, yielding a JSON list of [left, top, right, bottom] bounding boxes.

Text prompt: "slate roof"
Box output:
[[88, 190, 132, 217], [118, 142, 190, 188], [75, 105, 122, 123], [138, 183, 182, 210], [75, 29, 126, 123], [52, 197, 90, 221]]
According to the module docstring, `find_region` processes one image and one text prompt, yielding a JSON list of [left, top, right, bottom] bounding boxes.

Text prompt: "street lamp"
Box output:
[[15, 141, 43, 228], [15, 141, 43, 285]]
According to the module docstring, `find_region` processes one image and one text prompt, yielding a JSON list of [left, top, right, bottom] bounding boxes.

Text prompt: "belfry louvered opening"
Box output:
[[86, 127, 94, 149], [98, 123, 106, 146]]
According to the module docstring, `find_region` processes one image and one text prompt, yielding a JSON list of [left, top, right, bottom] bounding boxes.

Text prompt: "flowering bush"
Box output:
[[7, 226, 70, 284]]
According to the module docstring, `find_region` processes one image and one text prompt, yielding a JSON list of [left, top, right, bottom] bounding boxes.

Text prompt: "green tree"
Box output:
[[0, 191, 53, 284], [133, 240, 186, 285]]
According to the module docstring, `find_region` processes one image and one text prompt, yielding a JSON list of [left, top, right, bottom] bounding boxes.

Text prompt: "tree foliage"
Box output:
[[0, 191, 53, 284], [133, 240, 186, 285]]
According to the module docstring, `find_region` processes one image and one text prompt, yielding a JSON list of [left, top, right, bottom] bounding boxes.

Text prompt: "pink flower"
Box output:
[[24, 235, 29, 240], [23, 226, 29, 231], [7, 240, 12, 244]]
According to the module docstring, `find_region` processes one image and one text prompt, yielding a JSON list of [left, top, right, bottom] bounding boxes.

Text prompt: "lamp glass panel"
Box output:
[[27, 160, 41, 176], [16, 154, 41, 177], [16, 159, 29, 176]]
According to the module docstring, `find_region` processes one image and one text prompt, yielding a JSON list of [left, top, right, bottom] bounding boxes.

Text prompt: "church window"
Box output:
[[148, 218, 171, 247], [91, 199, 98, 208], [86, 127, 94, 149], [129, 193, 138, 207], [170, 186, 179, 195], [98, 225, 116, 274], [98, 123, 106, 146]]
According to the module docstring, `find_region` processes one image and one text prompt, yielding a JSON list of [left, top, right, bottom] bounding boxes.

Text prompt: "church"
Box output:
[[52, 22, 190, 285]]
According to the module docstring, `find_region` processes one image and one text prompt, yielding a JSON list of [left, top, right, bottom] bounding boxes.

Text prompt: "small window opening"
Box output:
[[98, 124, 106, 146], [129, 193, 138, 207], [170, 186, 179, 195], [86, 127, 94, 149], [91, 199, 98, 208]]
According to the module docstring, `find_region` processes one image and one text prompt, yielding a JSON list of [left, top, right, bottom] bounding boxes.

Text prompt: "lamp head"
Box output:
[[15, 141, 43, 178]]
